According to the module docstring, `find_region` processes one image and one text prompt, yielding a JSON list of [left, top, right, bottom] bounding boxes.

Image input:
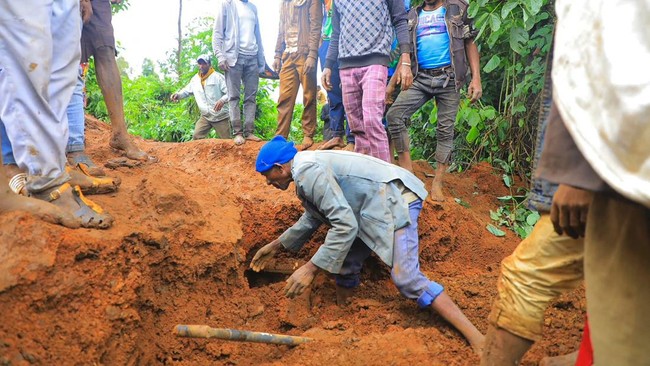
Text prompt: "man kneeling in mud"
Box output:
[[250, 136, 484, 354]]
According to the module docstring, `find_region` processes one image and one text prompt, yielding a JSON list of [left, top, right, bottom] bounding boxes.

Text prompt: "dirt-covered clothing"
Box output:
[[175, 70, 229, 122], [80, 0, 116, 62]]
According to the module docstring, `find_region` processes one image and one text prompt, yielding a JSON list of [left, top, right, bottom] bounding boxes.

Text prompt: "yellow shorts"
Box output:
[[488, 214, 584, 340]]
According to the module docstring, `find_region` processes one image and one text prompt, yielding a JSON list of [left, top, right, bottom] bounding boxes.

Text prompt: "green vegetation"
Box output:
[[86, 0, 553, 238]]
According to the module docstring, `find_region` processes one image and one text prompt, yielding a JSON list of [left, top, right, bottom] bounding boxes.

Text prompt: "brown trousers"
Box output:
[[275, 53, 317, 139], [193, 116, 231, 140]]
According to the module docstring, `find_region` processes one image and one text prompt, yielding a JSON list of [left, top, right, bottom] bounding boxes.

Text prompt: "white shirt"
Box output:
[[234, 0, 258, 56], [553, 0, 650, 207]]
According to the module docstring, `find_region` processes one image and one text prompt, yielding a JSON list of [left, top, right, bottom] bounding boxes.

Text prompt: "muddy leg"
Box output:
[[431, 292, 485, 355], [94, 46, 150, 161], [480, 325, 533, 365]]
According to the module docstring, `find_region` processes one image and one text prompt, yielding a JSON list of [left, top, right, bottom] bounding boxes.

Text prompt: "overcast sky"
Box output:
[[113, 0, 281, 76]]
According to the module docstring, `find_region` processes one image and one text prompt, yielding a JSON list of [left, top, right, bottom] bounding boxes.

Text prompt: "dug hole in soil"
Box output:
[[0, 117, 585, 365]]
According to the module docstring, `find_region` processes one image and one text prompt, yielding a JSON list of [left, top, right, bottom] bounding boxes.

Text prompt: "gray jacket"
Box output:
[[212, 0, 266, 70], [278, 151, 428, 273]]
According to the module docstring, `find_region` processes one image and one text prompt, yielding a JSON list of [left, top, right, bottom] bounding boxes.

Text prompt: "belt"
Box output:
[[419, 66, 452, 76]]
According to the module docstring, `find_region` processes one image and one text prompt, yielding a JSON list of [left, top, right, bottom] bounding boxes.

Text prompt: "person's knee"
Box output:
[[93, 46, 116, 62]]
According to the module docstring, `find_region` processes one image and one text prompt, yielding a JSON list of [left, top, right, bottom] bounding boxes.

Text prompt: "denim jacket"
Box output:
[[408, 0, 477, 90], [278, 151, 428, 273]]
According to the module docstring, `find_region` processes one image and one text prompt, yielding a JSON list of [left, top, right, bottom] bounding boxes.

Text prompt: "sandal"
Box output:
[[8, 173, 27, 195], [35, 183, 114, 229], [66, 165, 121, 195], [67, 152, 106, 177]]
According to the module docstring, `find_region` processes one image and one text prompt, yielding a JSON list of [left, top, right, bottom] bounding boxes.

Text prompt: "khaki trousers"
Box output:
[[193, 116, 231, 140], [585, 193, 650, 366], [275, 52, 317, 139]]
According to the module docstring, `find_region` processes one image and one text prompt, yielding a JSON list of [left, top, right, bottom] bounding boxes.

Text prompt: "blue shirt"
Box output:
[[416, 7, 451, 69]]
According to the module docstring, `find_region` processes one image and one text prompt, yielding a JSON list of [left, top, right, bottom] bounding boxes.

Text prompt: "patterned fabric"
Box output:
[[340, 65, 390, 162], [334, 0, 393, 59]]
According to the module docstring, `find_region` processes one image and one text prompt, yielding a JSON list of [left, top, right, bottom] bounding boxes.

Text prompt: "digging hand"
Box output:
[[284, 261, 319, 299], [250, 239, 282, 272], [550, 184, 594, 239]]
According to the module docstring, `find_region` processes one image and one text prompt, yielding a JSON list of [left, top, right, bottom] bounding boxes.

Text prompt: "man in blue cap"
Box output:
[[250, 136, 484, 354]]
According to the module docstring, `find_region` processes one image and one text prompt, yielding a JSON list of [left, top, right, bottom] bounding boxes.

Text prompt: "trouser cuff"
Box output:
[[416, 282, 444, 308], [66, 143, 85, 153]]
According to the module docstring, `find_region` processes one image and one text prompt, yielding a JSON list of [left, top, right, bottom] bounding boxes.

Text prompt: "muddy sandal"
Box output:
[[8, 173, 27, 195], [67, 152, 106, 177], [36, 183, 114, 229], [66, 165, 121, 195]]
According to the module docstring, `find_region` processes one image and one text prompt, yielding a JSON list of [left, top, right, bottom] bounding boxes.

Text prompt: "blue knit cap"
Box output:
[[255, 136, 298, 173]]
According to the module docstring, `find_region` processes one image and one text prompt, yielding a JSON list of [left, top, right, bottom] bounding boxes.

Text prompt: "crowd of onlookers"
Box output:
[[0, 1, 648, 365]]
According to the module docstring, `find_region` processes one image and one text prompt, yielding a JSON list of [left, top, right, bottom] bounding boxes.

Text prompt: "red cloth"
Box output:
[[576, 317, 593, 366]]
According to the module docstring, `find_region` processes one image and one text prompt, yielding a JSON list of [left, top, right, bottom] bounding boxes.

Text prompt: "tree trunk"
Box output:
[[177, 0, 183, 79]]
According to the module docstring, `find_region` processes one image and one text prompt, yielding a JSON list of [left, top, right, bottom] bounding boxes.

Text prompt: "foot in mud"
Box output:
[[0, 191, 81, 228], [319, 136, 345, 150], [109, 133, 156, 162], [32, 184, 114, 229], [336, 285, 355, 306], [234, 135, 245, 146], [67, 151, 106, 177], [245, 134, 262, 142], [430, 179, 445, 202], [300, 136, 314, 151], [539, 351, 579, 366]]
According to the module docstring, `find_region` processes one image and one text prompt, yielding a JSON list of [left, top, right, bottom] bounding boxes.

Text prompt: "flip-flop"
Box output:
[[36, 183, 114, 229]]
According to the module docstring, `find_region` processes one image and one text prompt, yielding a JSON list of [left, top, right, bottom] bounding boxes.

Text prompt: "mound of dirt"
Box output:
[[0, 117, 585, 365]]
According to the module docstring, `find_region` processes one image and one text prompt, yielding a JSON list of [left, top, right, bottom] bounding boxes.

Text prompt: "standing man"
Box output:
[[250, 136, 484, 355], [322, 0, 413, 162], [386, 0, 482, 201], [317, 0, 353, 151], [82, 0, 154, 161], [171, 56, 231, 140], [213, 0, 266, 146], [273, 0, 322, 150]]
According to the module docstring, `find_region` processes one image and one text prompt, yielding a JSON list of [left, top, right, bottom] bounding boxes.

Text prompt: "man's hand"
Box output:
[[303, 56, 316, 76], [550, 184, 594, 239], [322, 68, 332, 91], [396, 54, 413, 91], [284, 261, 319, 299], [170, 93, 179, 102], [468, 79, 482, 103], [80, 0, 93, 24], [250, 239, 282, 272], [273, 58, 282, 74], [214, 99, 226, 112], [219, 60, 230, 72]]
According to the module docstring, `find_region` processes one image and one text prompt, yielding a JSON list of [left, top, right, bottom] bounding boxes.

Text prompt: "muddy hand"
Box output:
[[550, 184, 593, 239], [250, 239, 282, 272], [284, 262, 318, 299]]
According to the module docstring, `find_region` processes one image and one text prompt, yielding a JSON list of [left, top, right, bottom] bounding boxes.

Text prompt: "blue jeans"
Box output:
[[318, 40, 353, 143], [1, 70, 86, 165], [66, 72, 85, 153], [336, 199, 444, 308]]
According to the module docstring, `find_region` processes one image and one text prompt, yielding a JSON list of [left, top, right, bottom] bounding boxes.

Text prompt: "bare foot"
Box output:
[[539, 351, 579, 366], [0, 191, 81, 228], [336, 285, 355, 306], [344, 143, 355, 152], [233, 135, 245, 146], [32, 184, 113, 229], [319, 136, 345, 150], [109, 133, 152, 162], [245, 134, 262, 142], [430, 179, 445, 202], [300, 136, 314, 151]]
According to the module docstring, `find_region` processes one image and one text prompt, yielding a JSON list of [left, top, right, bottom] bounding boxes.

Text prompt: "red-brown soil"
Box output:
[[0, 118, 584, 365]]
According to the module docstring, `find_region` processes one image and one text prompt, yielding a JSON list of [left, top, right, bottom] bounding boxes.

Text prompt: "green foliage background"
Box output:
[[87, 0, 554, 238]]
